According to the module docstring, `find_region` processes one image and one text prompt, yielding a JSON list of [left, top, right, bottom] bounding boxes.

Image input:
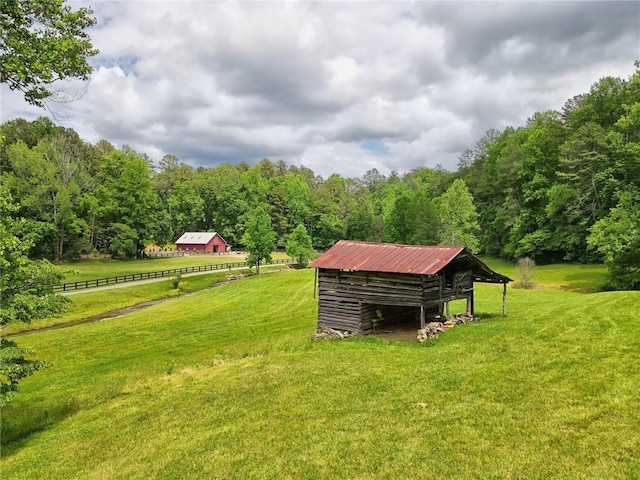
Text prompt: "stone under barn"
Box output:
[[308, 240, 512, 335]]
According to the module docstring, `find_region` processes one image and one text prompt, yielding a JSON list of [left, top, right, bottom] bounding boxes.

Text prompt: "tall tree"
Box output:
[[385, 192, 415, 244], [346, 197, 374, 241], [286, 224, 314, 267], [95, 151, 157, 257], [588, 190, 640, 290], [1, 0, 98, 107], [0, 188, 69, 405], [284, 173, 311, 228], [193, 164, 248, 245], [242, 205, 275, 274], [436, 179, 480, 252], [412, 188, 441, 245]]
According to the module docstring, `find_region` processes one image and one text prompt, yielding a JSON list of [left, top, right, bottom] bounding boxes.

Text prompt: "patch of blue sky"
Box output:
[[361, 140, 390, 156], [93, 56, 139, 74]]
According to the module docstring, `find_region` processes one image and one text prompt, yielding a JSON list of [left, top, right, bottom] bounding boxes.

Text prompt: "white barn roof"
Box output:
[[175, 232, 222, 245]]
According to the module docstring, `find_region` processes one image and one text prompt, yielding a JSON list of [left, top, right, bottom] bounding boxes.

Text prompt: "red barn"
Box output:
[[175, 232, 228, 253]]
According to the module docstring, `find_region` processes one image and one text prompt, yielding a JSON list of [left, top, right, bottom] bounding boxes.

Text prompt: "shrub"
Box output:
[[515, 257, 536, 289]]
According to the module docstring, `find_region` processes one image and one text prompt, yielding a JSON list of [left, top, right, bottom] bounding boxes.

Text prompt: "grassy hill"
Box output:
[[2, 268, 639, 479]]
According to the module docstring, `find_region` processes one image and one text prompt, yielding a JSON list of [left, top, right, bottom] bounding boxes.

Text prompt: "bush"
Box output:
[[515, 257, 536, 289]]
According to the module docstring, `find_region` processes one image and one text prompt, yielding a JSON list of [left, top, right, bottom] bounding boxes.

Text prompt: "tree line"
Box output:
[[1, 65, 639, 289], [0, 118, 476, 258]]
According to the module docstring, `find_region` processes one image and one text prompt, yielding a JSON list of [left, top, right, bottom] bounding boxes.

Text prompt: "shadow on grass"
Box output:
[[473, 311, 501, 321], [556, 272, 605, 293], [1, 398, 81, 449]]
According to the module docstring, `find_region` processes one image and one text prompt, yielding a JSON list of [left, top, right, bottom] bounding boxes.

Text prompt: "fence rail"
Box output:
[[53, 259, 295, 292]]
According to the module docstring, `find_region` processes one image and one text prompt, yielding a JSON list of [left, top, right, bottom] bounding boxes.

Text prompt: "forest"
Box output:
[[1, 64, 639, 290]]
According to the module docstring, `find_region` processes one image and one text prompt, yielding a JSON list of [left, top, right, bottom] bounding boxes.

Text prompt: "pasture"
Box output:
[[1, 264, 639, 479], [61, 252, 292, 282]]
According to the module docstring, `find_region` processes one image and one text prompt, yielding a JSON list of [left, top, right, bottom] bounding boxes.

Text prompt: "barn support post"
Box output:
[[445, 301, 450, 320], [420, 304, 426, 329], [502, 282, 507, 316], [313, 268, 318, 299], [466, 289, 474, 316]]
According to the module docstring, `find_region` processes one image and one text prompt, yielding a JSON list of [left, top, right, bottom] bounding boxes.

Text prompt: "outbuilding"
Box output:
[[308, 240, 511, 334], [175, 232, 228, 253]]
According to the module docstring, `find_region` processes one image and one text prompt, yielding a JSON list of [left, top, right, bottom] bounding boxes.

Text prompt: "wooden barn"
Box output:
[[308, 240, 512, 334], [175, 232, 228, 253]]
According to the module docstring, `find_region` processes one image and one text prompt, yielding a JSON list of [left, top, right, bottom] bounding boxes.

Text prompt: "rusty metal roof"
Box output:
[[309, 240, 512, 283], [308, 240, 465, 275]]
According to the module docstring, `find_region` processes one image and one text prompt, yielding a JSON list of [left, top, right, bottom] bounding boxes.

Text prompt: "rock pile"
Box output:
[[311, 327, 356, 341], [226, 273, 254, 281], [417, 314, 478, 342]]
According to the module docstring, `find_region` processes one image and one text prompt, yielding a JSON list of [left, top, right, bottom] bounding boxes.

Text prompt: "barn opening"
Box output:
[[361, 304, 445, 332]]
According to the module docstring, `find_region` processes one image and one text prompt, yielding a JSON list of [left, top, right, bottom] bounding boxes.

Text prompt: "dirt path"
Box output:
[[7, 275, 244, 338], [7, 268, 290, 338], [4, 297, 178, 338]]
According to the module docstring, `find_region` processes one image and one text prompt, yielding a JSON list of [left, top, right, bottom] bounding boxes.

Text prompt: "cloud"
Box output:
[[1, 0, 638, 178]]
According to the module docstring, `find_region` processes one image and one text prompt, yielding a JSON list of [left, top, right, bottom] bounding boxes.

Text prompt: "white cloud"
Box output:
[[1, 0, 638, 178]]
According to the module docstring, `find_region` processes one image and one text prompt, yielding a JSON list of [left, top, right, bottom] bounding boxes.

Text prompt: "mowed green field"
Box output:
[[0, 268, 260, 336], [2, 266, 639, 479], [61, 252, 292, 282]]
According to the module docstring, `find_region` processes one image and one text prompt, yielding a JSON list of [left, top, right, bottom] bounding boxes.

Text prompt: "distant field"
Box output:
[[61, 252, 292, 282], [479, 257, 607, 292], [2, 266, 639, 479]]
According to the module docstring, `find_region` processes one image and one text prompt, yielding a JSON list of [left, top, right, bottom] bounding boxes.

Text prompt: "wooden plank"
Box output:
[[503, 282, 507, 316]]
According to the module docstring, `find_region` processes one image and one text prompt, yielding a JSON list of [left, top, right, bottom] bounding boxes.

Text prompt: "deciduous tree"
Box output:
[[0, 188, 68, 405], [588, 190, 640, 290], [1, 0, 98, 107], [436, 179, 480, 252], [242, 205, 275, 274], [286, 224, 314, 267]]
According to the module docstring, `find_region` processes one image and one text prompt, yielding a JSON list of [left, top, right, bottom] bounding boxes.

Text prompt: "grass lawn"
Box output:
[[61, 252, 292, 282], [479, 256, 608, 292], [0, 266, 290, 337], [2, 266, 639, 479]]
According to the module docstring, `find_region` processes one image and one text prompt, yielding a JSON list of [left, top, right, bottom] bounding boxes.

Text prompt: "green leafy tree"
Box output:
[[1, 0, 98, 107], [284, 174, 311, 228], [413, 188, 441, 245], [96, 151, 158, 257], [107, 223, 138, 258], [167, 182, 205, 235], [311, 174, 348, 248], [312, 213, 345, 250], [588, 190, 640, 290], [242, 205, 275, 274], [267, 178, 290, 246], [385, 192, 415, 244], [286, 224, 314, 267], [346, 198, 374, 241], [194, 164, 248, 246], [436, 179, 480, 252], [0, 188, 69, 405]]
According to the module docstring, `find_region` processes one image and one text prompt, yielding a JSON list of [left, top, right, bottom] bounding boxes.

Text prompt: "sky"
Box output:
[[1, 1, 639, 178]]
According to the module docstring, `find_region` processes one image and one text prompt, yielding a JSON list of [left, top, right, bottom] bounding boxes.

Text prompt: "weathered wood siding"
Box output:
[[318, 270, 440, 306], [317, 298, 361, 331], [317, 268, 474, 333]]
